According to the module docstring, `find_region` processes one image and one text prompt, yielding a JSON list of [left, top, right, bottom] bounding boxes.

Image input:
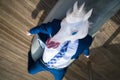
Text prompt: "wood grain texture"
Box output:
[[0, 0, 120, 80]]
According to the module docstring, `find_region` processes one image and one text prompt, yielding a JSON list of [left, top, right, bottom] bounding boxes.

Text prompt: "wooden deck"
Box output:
[[0, 0, 120, 80]]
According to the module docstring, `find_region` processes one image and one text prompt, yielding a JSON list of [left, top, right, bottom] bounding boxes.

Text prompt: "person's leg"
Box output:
[[28, 60, 45, 74], [49, 68, 67, 80], [28, 50, 45, 74], [28, 50, 35, 69], [28, 50, 67, 79]]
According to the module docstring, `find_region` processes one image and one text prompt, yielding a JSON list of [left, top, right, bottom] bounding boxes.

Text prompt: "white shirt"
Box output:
[[42, 40, 79, 68]]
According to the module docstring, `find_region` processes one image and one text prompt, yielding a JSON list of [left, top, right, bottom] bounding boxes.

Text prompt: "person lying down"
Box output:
[[26, 1, 93, 80]]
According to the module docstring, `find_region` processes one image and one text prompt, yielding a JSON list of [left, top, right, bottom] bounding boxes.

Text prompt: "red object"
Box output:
[[46, 38, 60, 48]]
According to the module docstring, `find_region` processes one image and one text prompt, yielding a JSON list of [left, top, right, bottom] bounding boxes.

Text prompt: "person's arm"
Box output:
[[83, 48, 90, 58], [26, 19, 61, 36], [83, 35, 93, 58], [28, 23, 51, 35]]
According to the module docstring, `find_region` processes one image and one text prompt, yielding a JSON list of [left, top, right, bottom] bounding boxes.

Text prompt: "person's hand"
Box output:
[[85, 55, 89, 58], [81, 55, 90, 64], [26, 30, 31, 36], [84, 56, 90, 62], [84, 55, 90, 62]]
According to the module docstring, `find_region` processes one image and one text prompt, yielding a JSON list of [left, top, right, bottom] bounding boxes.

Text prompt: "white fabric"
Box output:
[[49, 2, 92, 44], [42, 40, 79, 68]]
